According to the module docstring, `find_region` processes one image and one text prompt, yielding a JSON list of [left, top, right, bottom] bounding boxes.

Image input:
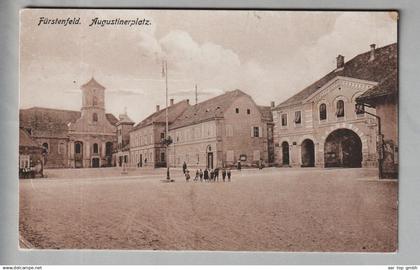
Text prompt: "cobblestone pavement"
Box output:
[[19, 167, 397, 251]]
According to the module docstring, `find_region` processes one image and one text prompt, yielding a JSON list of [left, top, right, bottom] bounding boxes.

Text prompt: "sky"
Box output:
[[20, 9, 397, 123]]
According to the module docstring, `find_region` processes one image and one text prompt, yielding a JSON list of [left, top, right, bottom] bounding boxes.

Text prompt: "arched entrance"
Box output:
[[281, 141, 290, 166], [324, 128, 362, 168], [301, 139, 315, 167]]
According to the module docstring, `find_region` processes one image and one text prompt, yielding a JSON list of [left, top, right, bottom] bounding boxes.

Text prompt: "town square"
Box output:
[[18, 10, 398, 251], [20, 167, 397, 251]]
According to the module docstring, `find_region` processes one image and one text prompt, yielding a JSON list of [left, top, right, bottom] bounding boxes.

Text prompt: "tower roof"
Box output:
[[81, 77, 105, 90]]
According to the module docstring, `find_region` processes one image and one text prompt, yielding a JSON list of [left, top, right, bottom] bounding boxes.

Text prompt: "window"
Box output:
[[281, 113, 288, 126], [336, 100, 345, 117], [93, 96, 98, 106], [93, 113, 98, 122], [161, 152, 165, 162], [294, 111, 301, 124], [247, 109, 250, 114], [355, 103, 365, 115], [93, 143, 99, 154], [160, 132, 165, 139], [75, 142, 82, 154], [235, 108, 239, 114], [319, 103, 327, 120], [252, 126, 260, 137]]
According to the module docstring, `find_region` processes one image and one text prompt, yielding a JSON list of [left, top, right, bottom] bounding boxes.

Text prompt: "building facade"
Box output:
[[115, 112, 135, 167], [272, 43, 397, 169], [167, 90, 274, 169], [129, 99, 190, 168], [19, 78, 119, 168]]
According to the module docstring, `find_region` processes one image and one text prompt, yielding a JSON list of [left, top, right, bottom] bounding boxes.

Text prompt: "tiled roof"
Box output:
[[356, 69, 398, 104], [81, 77, 105, 90], [275, 43, 397, 109], [132, 100, 190, 131], [106, 113, 119, 125], [19, 128, 40, 148], [20, 107, 118, 138], [169, 89, 249, 129]]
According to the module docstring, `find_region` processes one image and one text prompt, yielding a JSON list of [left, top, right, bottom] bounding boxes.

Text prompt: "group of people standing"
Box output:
[[183, 162, 232, 182]]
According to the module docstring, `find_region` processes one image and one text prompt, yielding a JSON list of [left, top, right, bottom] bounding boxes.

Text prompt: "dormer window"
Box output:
[[336, 100, 345, 118]]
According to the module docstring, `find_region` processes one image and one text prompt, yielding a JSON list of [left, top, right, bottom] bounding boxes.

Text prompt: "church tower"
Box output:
[[80, 77, 106, 124]]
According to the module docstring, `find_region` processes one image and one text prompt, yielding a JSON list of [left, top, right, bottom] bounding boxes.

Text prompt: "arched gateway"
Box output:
[[301, 139, 315, 167], [324, 128, 362, 168]]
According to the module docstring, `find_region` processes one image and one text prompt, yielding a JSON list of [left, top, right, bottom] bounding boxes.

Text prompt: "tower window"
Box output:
[[93, 113, 98, 122], [247, 109, 250, 114], [235, 108, 239, 114]]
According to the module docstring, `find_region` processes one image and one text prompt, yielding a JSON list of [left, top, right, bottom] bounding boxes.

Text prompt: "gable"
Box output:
[[305, 76, 378, 105]]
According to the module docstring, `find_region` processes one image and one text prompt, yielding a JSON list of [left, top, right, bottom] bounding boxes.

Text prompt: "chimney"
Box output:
[[369, 43, 376, 62], [186, 99, 190, 105], [270, 101, 275, 108], [156, 105, 160, 112], [170, 98, 174, 106], [336, 54, 345, 69]]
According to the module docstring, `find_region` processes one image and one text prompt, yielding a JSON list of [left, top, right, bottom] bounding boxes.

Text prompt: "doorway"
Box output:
[[282, 141, 290, 166], [207, 152, 214, 169], [301, 139, 315, 167], [92, 158, 100, 168]]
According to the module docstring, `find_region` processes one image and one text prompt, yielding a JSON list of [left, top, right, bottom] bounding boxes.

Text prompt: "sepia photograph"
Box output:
[[19, 9, 398, 252]]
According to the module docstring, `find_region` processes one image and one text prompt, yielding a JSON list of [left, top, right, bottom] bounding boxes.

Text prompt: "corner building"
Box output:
[[272, 43, 397, 168]]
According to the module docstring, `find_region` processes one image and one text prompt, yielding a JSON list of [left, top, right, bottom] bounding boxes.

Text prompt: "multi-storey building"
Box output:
[[272, 43, 397, 169], [115, 111, 135, 167], [129, 99, 190, 168], [19, 78, 119, 168], [167, 89, 274, 169]]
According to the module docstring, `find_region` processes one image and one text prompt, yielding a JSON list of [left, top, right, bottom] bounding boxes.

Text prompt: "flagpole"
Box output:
[[165, 60, 171, 180]]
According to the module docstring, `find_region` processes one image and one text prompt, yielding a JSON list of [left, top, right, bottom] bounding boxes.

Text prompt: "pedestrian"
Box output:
[[194, 169, 200, 181], [214, 167, 219, 181], [259, 159, 263, 170], [204, 168, 209, 182], [185, 170, 190, 182], [182, 161, 187, 174], [237, 161, 241, 171], [227, 168, 231, 181], [222, 168, 226, 182], [199, 169, 203, 181], [209, 169, 213, 181]]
